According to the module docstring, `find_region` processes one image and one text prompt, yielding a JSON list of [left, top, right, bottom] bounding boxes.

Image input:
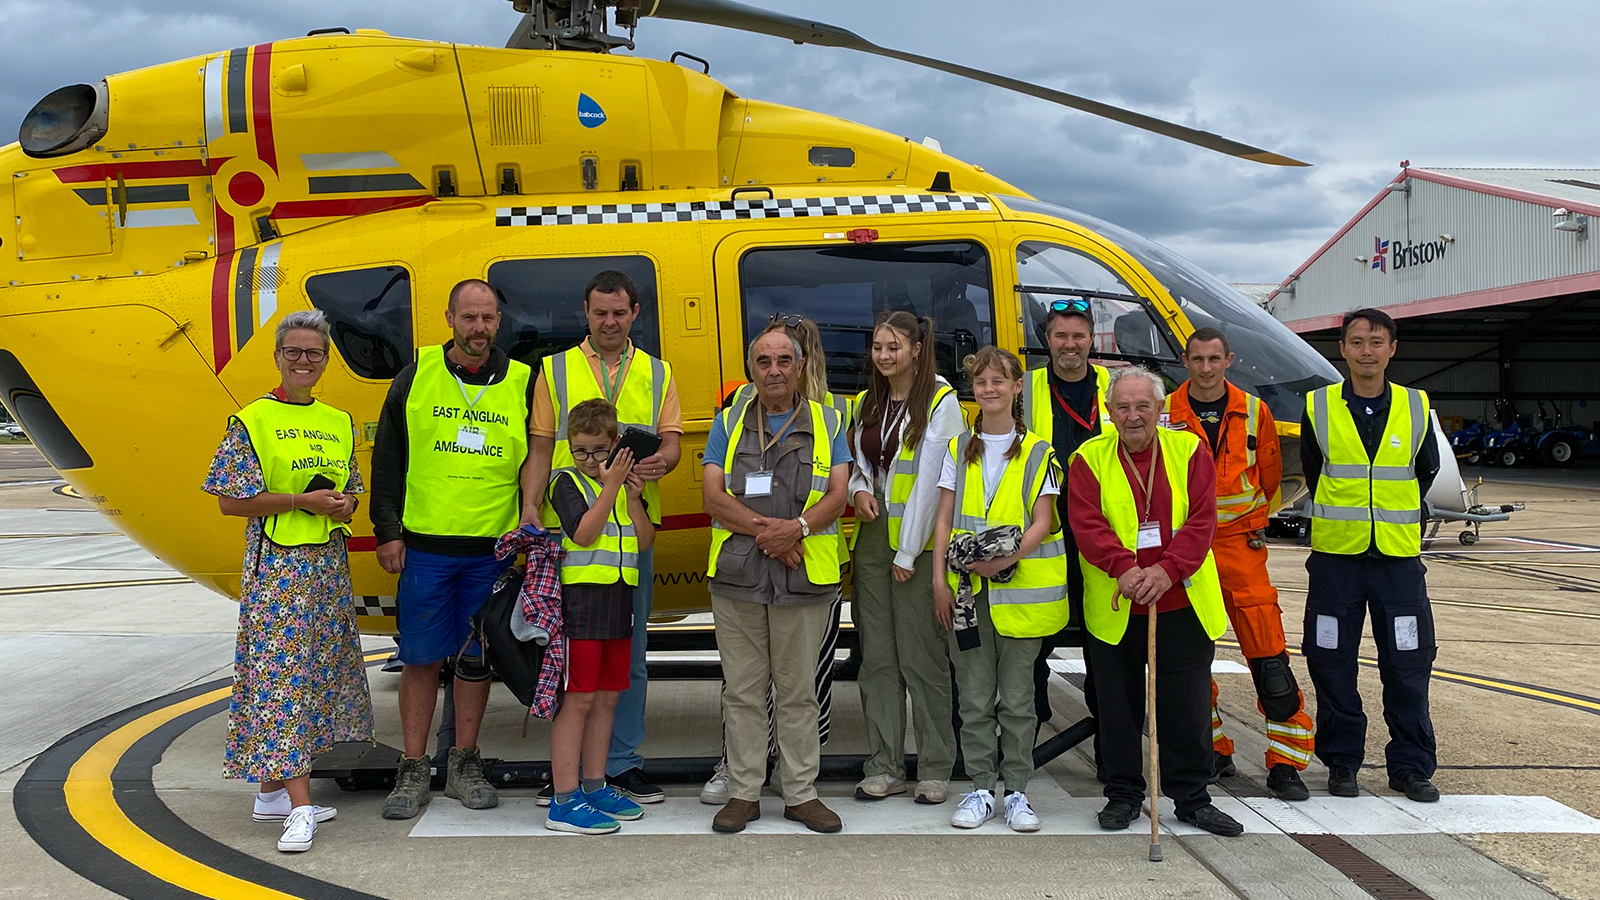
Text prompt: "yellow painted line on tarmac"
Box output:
[[0, 577, 191, 596], [1221, 640, 1600, 715], [62, 651, 392, 900]]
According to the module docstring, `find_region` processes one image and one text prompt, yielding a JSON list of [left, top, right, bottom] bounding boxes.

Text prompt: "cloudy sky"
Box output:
[[3, 0, 1594, 282]]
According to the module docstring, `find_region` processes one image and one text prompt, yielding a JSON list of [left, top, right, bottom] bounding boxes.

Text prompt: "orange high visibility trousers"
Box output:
[[1209, 530, 1315, 770]]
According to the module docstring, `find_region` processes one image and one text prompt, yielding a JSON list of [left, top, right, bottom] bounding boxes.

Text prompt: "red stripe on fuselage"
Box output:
[[272, 196, 433, 219], [210, 253, 234, 372], [250, 43, 277, 172], [52, 160, 210, 183], [345, 513, 713, 555]]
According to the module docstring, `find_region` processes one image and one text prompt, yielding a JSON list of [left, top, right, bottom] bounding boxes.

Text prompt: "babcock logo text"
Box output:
[[578, 93, 607, 128], [1372, 234, 1447, 274]]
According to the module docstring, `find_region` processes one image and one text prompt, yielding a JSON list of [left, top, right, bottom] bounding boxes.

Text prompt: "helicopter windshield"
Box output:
[[1001, 196, 1339, 423]]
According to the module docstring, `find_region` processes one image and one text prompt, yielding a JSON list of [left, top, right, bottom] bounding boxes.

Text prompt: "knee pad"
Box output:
[[453, 651, 492, 683], [1250, 653, 1301, 722]]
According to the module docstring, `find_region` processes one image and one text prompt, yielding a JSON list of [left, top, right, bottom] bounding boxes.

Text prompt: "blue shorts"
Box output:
[[396, 549, 510, 666]]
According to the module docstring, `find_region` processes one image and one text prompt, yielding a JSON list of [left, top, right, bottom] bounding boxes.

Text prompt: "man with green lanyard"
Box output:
[[524, 270, 683, 805], [371, 279, 535, 820]]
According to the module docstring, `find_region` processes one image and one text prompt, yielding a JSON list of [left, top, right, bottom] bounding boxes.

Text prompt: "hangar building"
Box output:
[[1263, 166, 1600, 438]]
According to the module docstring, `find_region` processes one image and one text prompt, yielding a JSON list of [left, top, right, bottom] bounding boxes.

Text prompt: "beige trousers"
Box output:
[[712, 593, 832, 805]]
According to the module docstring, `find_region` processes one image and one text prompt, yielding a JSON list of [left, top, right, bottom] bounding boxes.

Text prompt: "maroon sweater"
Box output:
[[1067, 442, 1217, 615]]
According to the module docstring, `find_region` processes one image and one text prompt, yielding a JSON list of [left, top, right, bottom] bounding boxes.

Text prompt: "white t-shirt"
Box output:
[[938, 431, 1061, 506]]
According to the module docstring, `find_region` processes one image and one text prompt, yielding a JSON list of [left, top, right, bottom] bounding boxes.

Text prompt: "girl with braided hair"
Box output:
[[932, 346, 1069, 833]]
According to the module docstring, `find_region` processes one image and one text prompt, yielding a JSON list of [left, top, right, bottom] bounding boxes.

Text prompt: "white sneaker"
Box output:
[[253, 791, 337, 824], [700, 761, 731, 806], [276, 806, 317, 852], [1004, 791, 1041, 832], [950, 789, 995, 829], [854, 773, 908, 800]]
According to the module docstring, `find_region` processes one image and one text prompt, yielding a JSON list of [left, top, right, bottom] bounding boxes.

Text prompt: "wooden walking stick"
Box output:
[[1146, 605, 1162, 862]]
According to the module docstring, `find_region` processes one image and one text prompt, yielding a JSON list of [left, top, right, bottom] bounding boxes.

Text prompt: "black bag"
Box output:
[[471, 563, 545, 708]]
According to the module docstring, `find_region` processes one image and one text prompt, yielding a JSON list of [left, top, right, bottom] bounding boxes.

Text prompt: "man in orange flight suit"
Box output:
[[1164, 326, 1314, 801]]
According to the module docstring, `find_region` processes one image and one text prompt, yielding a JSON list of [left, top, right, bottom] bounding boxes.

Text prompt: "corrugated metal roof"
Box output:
[[1425, 167, 1600, 210], [1229, 283, 1276, 307]]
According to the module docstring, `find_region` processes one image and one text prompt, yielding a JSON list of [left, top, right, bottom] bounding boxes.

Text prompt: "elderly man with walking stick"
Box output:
[[1067, 366, 1244, 838]]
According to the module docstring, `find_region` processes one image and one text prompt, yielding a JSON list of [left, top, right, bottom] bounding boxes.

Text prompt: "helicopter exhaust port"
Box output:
[[18, 82, 109, 159]]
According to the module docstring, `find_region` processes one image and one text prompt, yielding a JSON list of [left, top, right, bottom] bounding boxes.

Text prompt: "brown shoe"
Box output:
[[712, 798, 762, 833], [784, 799, 842, 833]]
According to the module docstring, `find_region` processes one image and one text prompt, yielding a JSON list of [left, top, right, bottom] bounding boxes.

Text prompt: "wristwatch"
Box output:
[[797, 517, 811, 537]]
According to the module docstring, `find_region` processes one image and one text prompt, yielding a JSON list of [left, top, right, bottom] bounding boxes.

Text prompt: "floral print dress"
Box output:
[[204, 416, 375, 782]]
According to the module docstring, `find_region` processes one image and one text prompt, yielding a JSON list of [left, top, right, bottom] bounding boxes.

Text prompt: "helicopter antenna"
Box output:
[[504, 0, 1307, 166]]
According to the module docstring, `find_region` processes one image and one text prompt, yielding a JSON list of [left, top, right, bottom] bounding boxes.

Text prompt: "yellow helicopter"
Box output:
[[0, 0, 1336, 636]]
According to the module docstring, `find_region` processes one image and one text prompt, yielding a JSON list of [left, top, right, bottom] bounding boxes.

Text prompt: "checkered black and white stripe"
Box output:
[[354, 595, 397, 618], [495, 194, 992, 227]]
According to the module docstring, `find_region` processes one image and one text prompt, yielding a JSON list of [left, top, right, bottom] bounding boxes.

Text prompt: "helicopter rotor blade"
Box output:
[[638, 0, 1308, 167]]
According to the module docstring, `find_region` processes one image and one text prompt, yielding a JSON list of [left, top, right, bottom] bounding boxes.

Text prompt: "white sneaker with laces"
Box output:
[[950, 789, 995, 829], [700, 761, 731, 805], [253, 790, 336, 823], [1004, 791, 1041, 832], [277, 806, 317, 852]]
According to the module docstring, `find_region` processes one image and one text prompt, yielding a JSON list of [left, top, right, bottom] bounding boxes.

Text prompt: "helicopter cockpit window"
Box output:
[[1003, 197, 1340, 424], [304, 265, 413, 381], [1016, 241, 1178, 370], [738, 241, 993, 397], [486, 255, 660, 371]]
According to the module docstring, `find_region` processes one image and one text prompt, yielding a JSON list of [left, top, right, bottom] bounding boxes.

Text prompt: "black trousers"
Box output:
[[1302, 552, 1437, 778], [1087, 604, 1215, 818]]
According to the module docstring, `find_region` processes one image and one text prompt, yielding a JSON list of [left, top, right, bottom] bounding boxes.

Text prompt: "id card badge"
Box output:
[[456, 426, 485, 451], [745, 470, 774, 497], [1136, 521, 1162, 550]]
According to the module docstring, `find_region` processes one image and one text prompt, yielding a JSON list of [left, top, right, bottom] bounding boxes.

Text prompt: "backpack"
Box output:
[[471, 563, 545, 708]]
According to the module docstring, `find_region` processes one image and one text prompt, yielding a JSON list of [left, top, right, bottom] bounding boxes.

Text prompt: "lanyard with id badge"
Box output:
[[454, 374, 489, 451], [1119, 439, 1163, 552], [745, 401, 803, 498]]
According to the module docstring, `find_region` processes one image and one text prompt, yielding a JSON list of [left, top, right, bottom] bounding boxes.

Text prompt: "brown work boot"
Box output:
[[784, 798, 842, 833], [712, 798, 762, 833]]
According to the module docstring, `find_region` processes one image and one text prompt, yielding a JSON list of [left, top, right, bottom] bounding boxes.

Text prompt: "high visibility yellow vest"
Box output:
[[1071, 427, 1228, 644], [944, 430, 1070, 638], [403, 345, 531, 538], [1164, 385, 1267, 527], [233, 396, 354, 547], [706, 398, 843, 587], [543, 342, 671, 525], [1022, 364, 1113, 441], [729, 381, 855, 431], [1305, 383, 1431, 557], [543, 468, 639, 586], [854, 382, 956, 553]]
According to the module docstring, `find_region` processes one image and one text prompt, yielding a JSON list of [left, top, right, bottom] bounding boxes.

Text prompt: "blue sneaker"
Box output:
[[545, 796, 620, 834], [581, 784, 644, 821]]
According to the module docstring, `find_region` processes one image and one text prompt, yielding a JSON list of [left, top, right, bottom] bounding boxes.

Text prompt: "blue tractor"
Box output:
[[1449, 421, 1491, 466]]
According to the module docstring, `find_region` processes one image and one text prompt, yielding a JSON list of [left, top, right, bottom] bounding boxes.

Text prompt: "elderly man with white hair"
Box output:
[[1066, 366, 1244, 837]]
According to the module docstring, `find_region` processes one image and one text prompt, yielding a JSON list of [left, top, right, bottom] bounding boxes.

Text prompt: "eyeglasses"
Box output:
[[1047, 298, 1092, 314], [570, 447, 612, 462], [277, 347, 329, 363], [768, 313, 805, 328]]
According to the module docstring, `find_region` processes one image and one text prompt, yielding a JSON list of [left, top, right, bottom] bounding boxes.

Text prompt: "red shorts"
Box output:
[[566, 637, 631, 693]]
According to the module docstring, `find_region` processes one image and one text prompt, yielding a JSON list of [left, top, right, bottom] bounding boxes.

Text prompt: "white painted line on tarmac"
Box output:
[[1244, 794, 1600, 835]]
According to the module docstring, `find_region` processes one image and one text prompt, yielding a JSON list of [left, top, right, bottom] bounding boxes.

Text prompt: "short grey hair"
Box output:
[[276, 310, 331, 350], [748, 331, 805, 369], [1106, 366, 1165, 406]]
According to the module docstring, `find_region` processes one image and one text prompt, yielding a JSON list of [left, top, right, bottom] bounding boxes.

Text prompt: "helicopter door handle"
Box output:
[[730, 186, 774, 202]]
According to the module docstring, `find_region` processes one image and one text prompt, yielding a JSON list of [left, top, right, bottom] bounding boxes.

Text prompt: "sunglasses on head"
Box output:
[[1048, 298, 1092, 314], [768, 313, 805, 328]]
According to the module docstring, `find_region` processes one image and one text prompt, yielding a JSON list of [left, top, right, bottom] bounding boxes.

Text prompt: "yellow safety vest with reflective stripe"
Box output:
[[543, 468, 639, 586], [404, 346, 531, 538], [1305, 383, 1431, 557], [854, 382, 956, 553], [1163, 387, 1267, 527], [1071, 427, 1228, 644], [944, 430, 1070, 638], [706, 398, 843, 587], [731, 382, 854, 555], [543, 343, 671, 524], [233, 397, 354, 547], [1022, 364, 1113, 441]]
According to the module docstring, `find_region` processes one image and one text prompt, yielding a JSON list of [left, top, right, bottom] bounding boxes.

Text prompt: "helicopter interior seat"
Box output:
[[1111, 308, 1162, 361]]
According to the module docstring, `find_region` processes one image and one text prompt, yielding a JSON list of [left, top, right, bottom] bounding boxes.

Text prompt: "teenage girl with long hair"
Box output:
[[932, 346, 1070, 832], [849, 311, 963, 805]]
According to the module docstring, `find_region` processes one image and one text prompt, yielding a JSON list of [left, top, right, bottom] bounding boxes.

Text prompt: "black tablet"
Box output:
[[614, 426, 662, 463]]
